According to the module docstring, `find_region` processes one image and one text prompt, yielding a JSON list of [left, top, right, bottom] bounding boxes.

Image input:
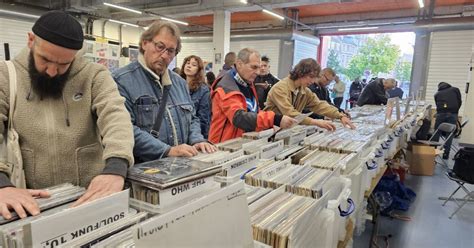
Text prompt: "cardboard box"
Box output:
[[406, 143, 439, 176]]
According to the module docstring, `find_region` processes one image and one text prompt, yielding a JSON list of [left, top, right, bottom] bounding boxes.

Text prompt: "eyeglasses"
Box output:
[[151, 40, 176, 56]]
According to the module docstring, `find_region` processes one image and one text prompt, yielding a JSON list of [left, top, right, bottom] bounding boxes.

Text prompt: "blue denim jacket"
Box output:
[[113, 59, 205, 162], [190, 84, 211, 139]]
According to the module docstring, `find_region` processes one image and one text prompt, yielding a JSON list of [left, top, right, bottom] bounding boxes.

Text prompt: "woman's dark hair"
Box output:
[[206, 71, 216, 86], [180, 55, 205, 91], [289, 58, 321, 81]]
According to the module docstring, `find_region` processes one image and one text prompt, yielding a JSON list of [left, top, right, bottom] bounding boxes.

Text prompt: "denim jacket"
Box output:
[[190, 84, 211, 139], [113, 55, 205, 162]]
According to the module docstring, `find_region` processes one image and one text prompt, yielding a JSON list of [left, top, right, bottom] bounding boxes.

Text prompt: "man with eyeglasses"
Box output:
[[307, 67, 348, 119], [113, 21, 216, 161], [209, 48, 297, 143]]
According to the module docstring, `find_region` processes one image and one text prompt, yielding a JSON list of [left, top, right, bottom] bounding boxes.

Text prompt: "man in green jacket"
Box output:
[[0, 11, 134, 220]]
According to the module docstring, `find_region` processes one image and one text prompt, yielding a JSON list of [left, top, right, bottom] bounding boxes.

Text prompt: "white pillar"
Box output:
[[212, 10, 231, 75]]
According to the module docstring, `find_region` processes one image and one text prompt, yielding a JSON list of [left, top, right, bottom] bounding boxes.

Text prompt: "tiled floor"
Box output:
[[353, 148, 474, 248]]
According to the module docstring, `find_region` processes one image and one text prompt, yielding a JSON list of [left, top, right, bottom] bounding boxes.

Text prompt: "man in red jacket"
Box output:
[[209, 48, 295, 143]]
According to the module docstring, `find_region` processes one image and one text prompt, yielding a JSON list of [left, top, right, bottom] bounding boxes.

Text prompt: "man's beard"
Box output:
[[28, 52, 71, 99]]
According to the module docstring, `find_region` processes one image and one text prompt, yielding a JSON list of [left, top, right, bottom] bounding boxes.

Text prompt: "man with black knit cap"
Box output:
[[0, 11, 134, 220]]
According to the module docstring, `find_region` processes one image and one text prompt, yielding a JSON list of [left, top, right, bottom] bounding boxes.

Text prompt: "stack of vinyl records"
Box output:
[[216, 137, 253, 152], [127, 157, 222, 205], [0, 183, 85, 225], [0, 183, 85, 247], [304, 131, 366, 154], [244, 160, 334, 199], [63, 210, 147, 248], [242, 129, 275, 140], [190, 150, 244, 166], [295, 148, 357, 172], [249, 191, 319, 248]]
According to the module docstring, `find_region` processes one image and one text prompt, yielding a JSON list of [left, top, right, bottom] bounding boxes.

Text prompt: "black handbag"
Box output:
[[453, 147, 474, 183]]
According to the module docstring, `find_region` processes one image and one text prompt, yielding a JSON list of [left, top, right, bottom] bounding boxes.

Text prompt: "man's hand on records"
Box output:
[[341, 116, 356, 129], [71, 174, 124, 207], [310, 119, 336, 131], [0, 187, 50, 219], [168, 144, 199, 157], [193, 142, 217, 154], [280, 115, 298, 129]]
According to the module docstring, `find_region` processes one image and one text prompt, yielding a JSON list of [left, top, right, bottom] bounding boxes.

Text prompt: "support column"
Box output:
[[410, 31, 432, 99], [212, 10, 231, 75]]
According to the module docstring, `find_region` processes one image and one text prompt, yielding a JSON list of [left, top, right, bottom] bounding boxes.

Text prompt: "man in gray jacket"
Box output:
[[0, 11, 134, 220], [114, 20, 216, 162]]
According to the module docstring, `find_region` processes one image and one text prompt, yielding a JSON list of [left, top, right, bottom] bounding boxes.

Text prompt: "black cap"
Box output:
[[32, 10, 84, 50]]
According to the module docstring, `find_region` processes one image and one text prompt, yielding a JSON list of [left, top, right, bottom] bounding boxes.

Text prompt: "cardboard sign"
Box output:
[[133, 182, 253, 248], [23, 190, 129, 248]]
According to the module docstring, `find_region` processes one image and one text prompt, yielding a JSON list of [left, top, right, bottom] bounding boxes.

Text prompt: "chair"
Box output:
[[417, 122, 457, 169], [451, 118, 469, 155], [442, 170, 474, 219]]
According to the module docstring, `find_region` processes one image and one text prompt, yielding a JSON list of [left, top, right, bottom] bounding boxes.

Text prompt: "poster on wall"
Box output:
[[95, 37, 108, 59], [129, 47, 139, 62], [84, 39, 95, 57], [108, 43, 120, 60]]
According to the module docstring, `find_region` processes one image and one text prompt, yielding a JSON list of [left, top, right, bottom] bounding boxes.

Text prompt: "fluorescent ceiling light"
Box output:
[[262, 9, 285, 20], [161, 17, 189, 26], [104, 2, 142, 14], [0, 9, 39, 18], [240, 0, 248, 4], [418, 0, 424, 8], [109, 19, 139, 28], [338, 26, 379, 31]]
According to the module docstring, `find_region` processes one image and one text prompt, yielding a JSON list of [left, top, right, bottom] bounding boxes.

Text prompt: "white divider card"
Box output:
[[259, 140, 284, 159], [158, 175, 216, 207], [286, 130, 307, 146], [23, 189, 129, 248], [133, 181, 254, 248], [222, 152, 259, 177]]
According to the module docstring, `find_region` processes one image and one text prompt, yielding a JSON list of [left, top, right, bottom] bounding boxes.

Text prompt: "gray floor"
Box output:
[[353, 148, 474, 248]]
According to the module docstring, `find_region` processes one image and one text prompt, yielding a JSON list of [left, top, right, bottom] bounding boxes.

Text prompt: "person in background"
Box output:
[[356, 78, 396, 106], [113, 20, 216, 162], [265, 58, 355, 131], [349, 78, 363, 108], [308, 67, 336, 102], [361, 78, 368, 87], [332, 76, 346, 108], [0, 11, 134, 220], [209, 48, 296, 143], [255, 55, 279, 110], [172, 67, 181, 75], [217, 52, 236, 79], [206, 71, 216, 86], [306, 67, 347, 119], [388, 81, 404, 99], [180, 55, 211, 139], [433, 82, 462, 159]]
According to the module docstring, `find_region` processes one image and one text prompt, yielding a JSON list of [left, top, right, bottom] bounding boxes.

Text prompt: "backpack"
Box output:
[[453, 147, 474, 183]]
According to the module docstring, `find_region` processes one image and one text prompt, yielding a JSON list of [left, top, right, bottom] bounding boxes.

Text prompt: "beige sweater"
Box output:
[[264, 77, 344, 125], [0, 48, 134, 189]]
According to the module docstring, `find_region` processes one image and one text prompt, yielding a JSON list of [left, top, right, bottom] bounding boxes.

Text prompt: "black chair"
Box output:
[[442, 170, 474, 219], [417, 122, 457, 169]]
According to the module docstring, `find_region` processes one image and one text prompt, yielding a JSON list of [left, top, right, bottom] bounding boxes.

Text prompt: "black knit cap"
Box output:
[[32, 10, 84, 50]]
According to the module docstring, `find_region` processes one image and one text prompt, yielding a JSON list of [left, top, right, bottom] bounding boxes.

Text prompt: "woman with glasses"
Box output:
[[179, 55, 211, 139]]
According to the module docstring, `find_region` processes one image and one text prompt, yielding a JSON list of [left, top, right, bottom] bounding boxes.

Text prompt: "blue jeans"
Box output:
[[432, 112, 458, 158]]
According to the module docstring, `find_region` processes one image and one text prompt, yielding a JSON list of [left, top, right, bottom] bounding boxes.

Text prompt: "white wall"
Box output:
[[177, 39, 281, 76], [92, 19, 142, 46], [0, 17, 34, 60], [425, 30, 474, 116]]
